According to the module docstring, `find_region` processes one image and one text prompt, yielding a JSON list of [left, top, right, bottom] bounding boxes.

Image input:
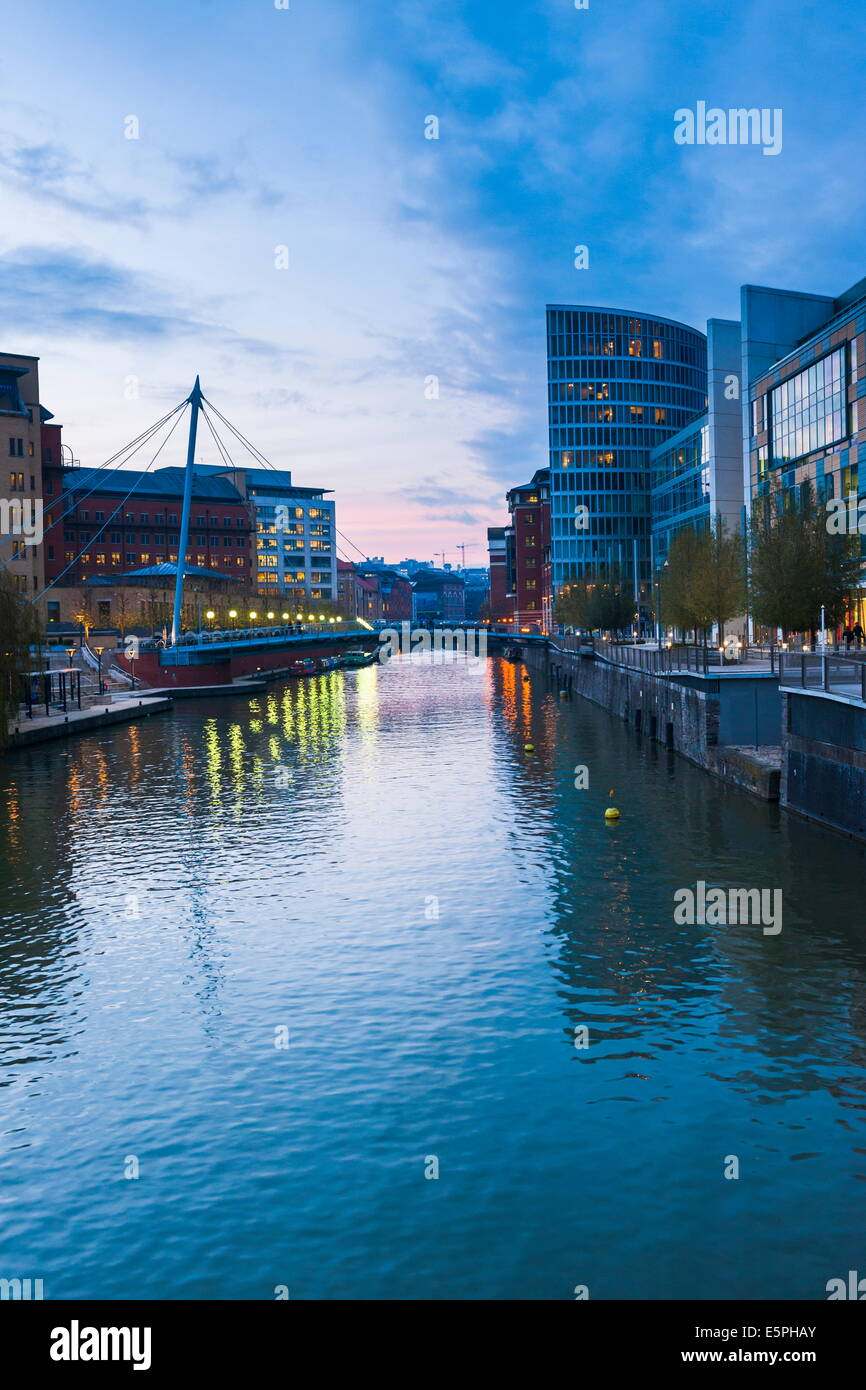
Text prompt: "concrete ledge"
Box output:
[[706, 746, 781, 801], [5, 697, 173, 750]]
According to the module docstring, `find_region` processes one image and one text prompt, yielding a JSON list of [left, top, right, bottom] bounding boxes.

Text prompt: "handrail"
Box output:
[[556, 636, 781, 677], [778, 652, 866, 704]]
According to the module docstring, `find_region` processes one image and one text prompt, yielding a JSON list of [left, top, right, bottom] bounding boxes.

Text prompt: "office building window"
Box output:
[[770, 347, 847, 466]]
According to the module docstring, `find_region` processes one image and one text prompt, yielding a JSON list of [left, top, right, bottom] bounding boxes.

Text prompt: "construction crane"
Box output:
[[455, 542, 478, 570]]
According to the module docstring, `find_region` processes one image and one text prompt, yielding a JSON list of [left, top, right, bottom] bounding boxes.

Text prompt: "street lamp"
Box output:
[[94, 645, 104, 695], [655, 558, 669, 647]]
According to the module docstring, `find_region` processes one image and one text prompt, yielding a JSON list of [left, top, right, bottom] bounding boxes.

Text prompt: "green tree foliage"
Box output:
[[554, 568, 634, 634], [659, 518, 746, 641], [0, 576, 43, 747], [750, 483, 862, 638]]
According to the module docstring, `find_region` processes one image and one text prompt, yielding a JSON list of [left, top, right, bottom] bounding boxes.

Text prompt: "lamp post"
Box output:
[[94, 645, 104, 696], [65, 647, 76, 711]]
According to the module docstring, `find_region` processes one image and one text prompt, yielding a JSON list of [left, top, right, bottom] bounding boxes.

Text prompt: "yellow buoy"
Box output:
[[604, 807, 620, 821], [524, 743, 534, 752]]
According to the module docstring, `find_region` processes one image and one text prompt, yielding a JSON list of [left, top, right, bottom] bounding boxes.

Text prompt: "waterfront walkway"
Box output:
[[556, 638, 866, 700], [5, 696, 173, 751]]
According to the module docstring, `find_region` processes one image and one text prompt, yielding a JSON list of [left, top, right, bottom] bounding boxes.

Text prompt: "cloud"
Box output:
[[0, 246, 283, 358], [166, 152, 284, 212], [0, 132, 150, 223], [399, 478, 505, 527], [464, 426, 548, 488]]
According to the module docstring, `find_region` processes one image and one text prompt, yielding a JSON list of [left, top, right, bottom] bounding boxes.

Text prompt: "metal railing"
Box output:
[[779, 652, 866, 704], [562, 638, 780, 676]]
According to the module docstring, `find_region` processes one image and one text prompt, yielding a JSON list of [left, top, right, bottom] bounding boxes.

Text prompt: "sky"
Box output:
[[1, 0, 864, 565]]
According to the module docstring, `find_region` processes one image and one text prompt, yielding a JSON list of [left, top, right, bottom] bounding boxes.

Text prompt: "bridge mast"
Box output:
[[171, 376, 202, 647]]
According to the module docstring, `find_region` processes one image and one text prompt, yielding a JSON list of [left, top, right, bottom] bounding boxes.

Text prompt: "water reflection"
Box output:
[[0, 652, 864, 1297]]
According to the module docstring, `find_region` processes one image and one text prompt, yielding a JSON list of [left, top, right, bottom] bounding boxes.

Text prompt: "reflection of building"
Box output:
[[411, 568, 465, 622], [650, 319, 743, 569], [743, 275, 866, 624], [0, 352, 49, 602], [506, 468, 551, 632], [547, 305, 707, 609]]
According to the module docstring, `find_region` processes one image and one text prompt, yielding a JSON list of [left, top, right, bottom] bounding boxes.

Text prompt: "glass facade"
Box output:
[[249, 488, 336, 599], [547, 306, 707, 601], [650, 420, 711, 567], [745, 282, 866, 623], [768, 347, 847, 466]]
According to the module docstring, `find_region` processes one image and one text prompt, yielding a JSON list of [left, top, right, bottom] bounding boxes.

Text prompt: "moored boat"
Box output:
[[340, 648, 378, 668], [288, 657, 320, 677], [318, 655, 341, 671]]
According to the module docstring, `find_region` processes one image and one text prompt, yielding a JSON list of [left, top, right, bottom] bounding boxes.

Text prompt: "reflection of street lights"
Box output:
[[94, 645, 104, 695]]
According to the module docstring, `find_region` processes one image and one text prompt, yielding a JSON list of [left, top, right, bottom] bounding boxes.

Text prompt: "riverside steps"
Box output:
[[503, 634, 785, 801]]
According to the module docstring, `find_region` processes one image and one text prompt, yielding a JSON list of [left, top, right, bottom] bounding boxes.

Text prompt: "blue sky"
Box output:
[[1, 0, 864, 561]]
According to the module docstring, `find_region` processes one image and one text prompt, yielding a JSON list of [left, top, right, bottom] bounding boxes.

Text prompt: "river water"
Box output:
[[1, 650, 864, 1300]]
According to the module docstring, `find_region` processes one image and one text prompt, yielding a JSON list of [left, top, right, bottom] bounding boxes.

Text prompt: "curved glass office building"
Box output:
[[547, 305, 707, 613]]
